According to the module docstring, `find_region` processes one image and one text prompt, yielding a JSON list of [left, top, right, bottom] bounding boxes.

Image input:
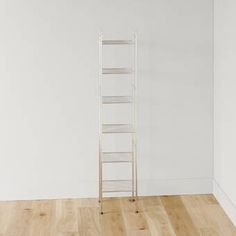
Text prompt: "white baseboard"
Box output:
[[0, 177, 212, 201], [213, 180, 236, 226], [139, 177, 212, 196]]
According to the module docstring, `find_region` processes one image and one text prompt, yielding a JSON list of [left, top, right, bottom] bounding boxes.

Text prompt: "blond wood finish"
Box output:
[[0, 195, 235, 236]]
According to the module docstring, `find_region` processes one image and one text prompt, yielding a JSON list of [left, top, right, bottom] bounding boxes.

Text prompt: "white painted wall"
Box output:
[[0, 0, 213, 200], [214, 0, 236, 225]]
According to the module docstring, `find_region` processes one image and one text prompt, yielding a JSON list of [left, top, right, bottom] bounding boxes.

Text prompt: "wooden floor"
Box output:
[[0, 194, 235, 236]]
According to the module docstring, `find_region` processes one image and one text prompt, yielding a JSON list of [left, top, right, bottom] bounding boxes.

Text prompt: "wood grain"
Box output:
[[0, 195, 235, 236]]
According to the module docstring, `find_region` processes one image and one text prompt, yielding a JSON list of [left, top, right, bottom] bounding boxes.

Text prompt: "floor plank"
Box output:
[[101, 212, 127, 236], [78, 207, 100, 234], [28, 200, 56, 236], [56, 200, 78, 234], [161, 196, 201, 236], [0, 201, 16, 236], [144, 206, 176, 236], [5, 201, 33, 236]]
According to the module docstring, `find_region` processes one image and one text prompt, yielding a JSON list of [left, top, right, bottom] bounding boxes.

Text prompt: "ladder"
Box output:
[[98, 34, 138, 214]]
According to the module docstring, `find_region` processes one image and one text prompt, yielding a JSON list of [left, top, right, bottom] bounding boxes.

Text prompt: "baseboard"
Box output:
[[0, 177, 212, 201], [139, 177, 212, 196], [213, 180, 236, 226]]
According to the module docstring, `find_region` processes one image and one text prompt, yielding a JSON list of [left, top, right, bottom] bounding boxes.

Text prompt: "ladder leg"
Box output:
[[100, 199, 103, 215], [132, 134, 135, 201], [99, 139, 103, 214]]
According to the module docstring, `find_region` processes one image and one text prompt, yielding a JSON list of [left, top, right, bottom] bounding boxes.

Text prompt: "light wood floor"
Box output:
[[0, 194, 235, 236]]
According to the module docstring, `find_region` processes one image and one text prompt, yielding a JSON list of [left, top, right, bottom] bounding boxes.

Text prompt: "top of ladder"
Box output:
[[102, 40, 134, 45]]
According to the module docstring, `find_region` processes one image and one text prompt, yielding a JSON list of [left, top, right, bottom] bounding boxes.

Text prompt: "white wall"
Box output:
[[214, 0, 236, 225], [0, 0, 213, 200]]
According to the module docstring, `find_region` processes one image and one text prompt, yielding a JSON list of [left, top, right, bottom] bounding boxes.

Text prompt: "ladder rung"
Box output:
[[102, 152, 132, 163], [102, 40, 134, 45], [102, 68, 133, 74], [102, 96, 132, 104], [102, 124, 134, 133], [102, 180, 132, 193]]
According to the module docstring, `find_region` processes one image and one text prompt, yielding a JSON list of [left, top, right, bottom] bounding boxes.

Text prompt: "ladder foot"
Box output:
[[129, 198, 135, 202]]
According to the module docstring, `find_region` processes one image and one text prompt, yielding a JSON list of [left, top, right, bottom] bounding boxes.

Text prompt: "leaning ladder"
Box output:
[[98, 34, 138, 214]]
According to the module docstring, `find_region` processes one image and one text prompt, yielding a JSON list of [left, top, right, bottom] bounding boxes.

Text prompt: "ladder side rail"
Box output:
[[98, 34, 103, 214], [134, 33, 138, 201], [131, 36, 135, 199]]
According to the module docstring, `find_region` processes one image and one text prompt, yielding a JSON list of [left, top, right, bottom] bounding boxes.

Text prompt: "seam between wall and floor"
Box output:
[[213, 179, 236, 226]]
